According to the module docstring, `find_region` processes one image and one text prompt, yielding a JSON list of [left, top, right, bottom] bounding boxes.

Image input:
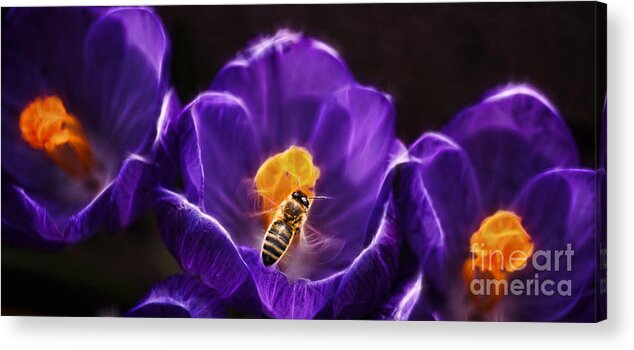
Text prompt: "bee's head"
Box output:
[[292, 190, 310, 208]]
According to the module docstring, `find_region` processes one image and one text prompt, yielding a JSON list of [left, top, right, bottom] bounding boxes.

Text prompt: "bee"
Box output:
[[261, 190, 312, 266]]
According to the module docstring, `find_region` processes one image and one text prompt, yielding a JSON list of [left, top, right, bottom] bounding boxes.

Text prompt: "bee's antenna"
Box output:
[[309, 195, 332, 200]]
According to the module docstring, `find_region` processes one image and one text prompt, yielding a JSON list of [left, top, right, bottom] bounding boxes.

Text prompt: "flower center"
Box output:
[[19, 96, 95, 179], [462, 210, 534, 313], [254, 146, 320, 226]]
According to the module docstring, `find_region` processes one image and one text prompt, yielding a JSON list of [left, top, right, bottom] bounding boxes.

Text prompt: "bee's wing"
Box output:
[[299, 222, 345, 265], [278, 223, 345, 281], [243, 179, 285, 218], [245, 207, 278, 218]]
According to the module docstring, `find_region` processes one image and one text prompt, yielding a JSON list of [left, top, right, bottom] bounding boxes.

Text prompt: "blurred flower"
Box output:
[[130, 31, 422, 319], [1, 7, 175, 248], [399, 85, 598, 321]]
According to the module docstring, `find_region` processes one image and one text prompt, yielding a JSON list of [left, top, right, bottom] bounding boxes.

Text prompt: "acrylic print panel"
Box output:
[[1, 2, 607, 322]]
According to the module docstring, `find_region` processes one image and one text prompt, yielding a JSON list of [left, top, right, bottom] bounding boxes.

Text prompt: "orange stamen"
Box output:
[[462, 210, 534, 312], [254, 146, 320, 226], [19, 96, 95, 178]]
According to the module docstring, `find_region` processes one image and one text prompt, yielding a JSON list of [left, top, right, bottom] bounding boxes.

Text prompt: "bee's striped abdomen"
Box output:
[[262, 220, 293, 266]]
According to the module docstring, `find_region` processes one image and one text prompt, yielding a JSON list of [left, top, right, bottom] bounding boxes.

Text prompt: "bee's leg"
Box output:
[[294, 228, 301, 237]]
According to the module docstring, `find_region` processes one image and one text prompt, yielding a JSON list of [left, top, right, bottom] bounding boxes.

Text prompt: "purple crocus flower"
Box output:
[[399, 85, 598, 321], [2, 7, 174, 249], [130, 30, 423, 319]]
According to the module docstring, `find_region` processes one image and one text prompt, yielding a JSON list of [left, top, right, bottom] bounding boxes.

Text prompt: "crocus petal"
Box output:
[[155, 189, 261, 316], [107, 154, 158, 231], [103, 7, 168, 78], [443, 84, 580, 212], [310, 86, 395, 180], [331, 164, 405, 319], [306, 85, 397, 276], [388, 139, 410, 170], [211, 30, 353, 152], [507, 169, 597, 321], [152, 89, 182, 188], [128, 274, 227, 318], [241, 247, 342, 319], [1, 171, 112, 250], [81, 7, 167, 160], [398, 133, 484, 318], [369, 247, 423, 321], [407, 132, 484, 261], [177, 92, 262, 247]]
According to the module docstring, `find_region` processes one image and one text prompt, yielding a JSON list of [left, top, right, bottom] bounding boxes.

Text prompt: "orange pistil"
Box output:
[[19, 96, 95, 179], [254, 146, 320, 226], [462, 210, 534, 313]]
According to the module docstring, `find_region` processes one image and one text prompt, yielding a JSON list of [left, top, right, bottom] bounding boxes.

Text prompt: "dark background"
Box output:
[[2, 2, 603, 316]]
